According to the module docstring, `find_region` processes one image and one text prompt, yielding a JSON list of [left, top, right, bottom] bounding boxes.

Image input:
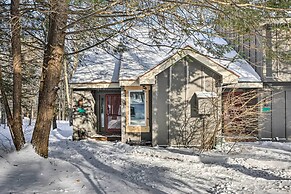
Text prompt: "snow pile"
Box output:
[[1, 121, 291, 193]]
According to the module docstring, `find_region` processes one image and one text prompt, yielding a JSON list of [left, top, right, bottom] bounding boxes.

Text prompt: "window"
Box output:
[[129, 91, 146, 126]]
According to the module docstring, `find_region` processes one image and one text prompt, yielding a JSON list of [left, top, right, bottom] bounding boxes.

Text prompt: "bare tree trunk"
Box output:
[[0, 65, 25, 150], [52, 114, 57, 129], [10, 0, 25, 150], [0, 66, 14, 134], [31, 0, 68, 157]]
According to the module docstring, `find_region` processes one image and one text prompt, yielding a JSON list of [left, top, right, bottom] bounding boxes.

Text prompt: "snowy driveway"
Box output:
[[1, 122, 291, 193]]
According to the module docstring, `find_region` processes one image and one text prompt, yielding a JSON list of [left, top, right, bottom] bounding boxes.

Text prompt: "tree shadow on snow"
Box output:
[[50, 140, 167, 193], [49, 140, 213, 193], [199, 155, 291, 181], [0, 162, 42, 193], [236, 150, 291, 163], [0, 152, 78, 193]]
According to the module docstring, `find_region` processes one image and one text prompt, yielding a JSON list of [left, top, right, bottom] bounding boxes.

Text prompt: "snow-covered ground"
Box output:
[[0, 120, 291, 194]]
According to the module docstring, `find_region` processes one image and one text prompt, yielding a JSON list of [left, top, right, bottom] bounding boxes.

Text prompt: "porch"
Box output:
[[72, 89, 122, 141]]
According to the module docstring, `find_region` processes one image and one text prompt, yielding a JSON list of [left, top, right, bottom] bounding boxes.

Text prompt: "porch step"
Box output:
[[89, 134, 121, 142], [107, 135, 121, 141], [89, 135, 107, 141]]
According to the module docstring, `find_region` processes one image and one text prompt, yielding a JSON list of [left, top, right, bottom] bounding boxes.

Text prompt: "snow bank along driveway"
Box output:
[[0, 122, 291, 194]]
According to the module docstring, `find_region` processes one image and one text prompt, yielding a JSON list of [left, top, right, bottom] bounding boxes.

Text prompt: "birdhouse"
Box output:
[[195, 92, 218, 115]]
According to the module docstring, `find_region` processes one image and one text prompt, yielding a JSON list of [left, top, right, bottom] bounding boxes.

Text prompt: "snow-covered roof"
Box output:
[[70, 49, 119, 83], [70, 28, 261, 85]]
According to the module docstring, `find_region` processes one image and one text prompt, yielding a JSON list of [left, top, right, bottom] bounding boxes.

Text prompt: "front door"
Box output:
[[105, 94, 121, 133]]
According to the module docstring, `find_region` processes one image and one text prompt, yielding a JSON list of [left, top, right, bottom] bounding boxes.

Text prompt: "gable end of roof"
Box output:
[[139, 46, 239, 85]]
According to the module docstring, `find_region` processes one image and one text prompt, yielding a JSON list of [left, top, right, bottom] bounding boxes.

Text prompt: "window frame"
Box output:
[[128, 90, 146, 126]]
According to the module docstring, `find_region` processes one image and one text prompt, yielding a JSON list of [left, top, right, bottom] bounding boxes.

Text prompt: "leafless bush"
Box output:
[[222, 89, 260, 140], [174, 88, 269, 151]]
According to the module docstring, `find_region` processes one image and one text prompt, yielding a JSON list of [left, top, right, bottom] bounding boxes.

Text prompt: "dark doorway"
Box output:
[[105, 94, 121, 134]]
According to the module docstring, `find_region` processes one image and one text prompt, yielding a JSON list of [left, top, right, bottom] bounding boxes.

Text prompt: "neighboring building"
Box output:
[[70, 29, 263, 147], [220, 18, 291, 140]]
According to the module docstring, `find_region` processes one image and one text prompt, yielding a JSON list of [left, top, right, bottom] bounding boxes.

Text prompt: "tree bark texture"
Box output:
[[10, 0, 25, 150], [31, 0, 68, 157], [0, 66, 14, 137]]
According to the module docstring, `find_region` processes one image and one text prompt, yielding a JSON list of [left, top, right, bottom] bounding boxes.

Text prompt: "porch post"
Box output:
[[120, 87, 127, 143]]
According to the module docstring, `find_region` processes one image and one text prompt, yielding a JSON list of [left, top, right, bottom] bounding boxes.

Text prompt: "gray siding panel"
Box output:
[[155, 69, 170, 145], [151, 84, 158, 146], [260, 91, 272, 139], [169, 60, 186, 145], [260, 87, 291, 140], [272, 91, 286, 138], [261, 112, 272, 138], [286, 91, 291, 140]]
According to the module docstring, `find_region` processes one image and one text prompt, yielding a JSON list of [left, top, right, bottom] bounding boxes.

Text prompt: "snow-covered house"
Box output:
[[70, 29, 262, 146]]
